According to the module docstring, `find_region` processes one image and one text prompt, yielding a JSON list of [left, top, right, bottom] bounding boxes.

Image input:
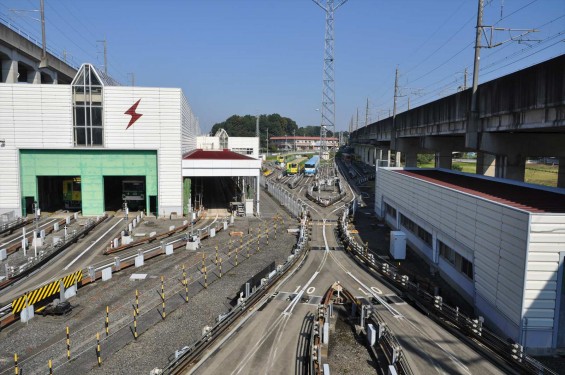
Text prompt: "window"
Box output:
[[418, 227, 433, 246], [231, 148, 253, 155], [384, 202, 396, 218], [400, 214, 416, 233], [72, 64, 104, 146], [438, 240, 473, 280]]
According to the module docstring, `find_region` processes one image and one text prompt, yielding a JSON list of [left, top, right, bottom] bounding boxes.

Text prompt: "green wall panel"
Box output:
[[20, 150, 158, 216]]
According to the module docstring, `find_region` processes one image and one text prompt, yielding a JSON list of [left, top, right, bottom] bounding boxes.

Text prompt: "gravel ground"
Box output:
[[0, 191, 299, 375], [326, 305, 377, 375]]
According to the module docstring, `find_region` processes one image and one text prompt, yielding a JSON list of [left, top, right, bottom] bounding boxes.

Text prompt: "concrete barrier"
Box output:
[[102, 267, 112, 281]]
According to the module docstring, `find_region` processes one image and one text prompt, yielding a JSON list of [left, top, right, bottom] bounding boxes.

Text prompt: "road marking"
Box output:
[[307, 287, 316, 294], [371, 286, 383, 295], [64, 218, 121, 270]]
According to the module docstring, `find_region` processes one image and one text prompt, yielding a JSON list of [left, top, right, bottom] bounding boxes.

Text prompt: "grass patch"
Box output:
[[414, 161, 558, 187]]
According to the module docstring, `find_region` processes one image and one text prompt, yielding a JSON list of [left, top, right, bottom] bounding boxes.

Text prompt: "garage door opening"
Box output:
[[37, 176, 82, 212], [191, 177, 238, 210], [104, 176, 146, 212]]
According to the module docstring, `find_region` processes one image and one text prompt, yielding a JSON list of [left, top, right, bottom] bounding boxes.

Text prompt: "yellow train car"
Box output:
[[287, 162, 301, 175], [63, 177, 82, 210]]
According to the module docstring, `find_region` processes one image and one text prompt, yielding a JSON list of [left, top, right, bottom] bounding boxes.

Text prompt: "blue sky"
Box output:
[[1, 0, 563, 133]]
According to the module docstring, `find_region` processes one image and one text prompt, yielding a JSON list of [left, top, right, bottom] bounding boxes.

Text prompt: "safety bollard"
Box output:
[[105, 306, 109, 336], [267, 232, 269, 246], [133, 309, 138, 340], [228, 240, 232, 258], [201, 253, 205, 270], [247, 244, 250, 259], [215, 246, 218, 266], [66, 326, 71, 360], [135, 289, 139, 315], [14, 353, 18, 375], [204, 265, 208, 288], [235, 248, 239, 266], [161, 276, 166, 319], [48, 359, 53, 375], [219, 258, 222, 278], [96, 332, 101, 366], [183, 265, 189, 303]]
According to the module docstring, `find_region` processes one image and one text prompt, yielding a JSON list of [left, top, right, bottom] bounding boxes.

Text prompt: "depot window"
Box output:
[[72, 64, 104, 146]]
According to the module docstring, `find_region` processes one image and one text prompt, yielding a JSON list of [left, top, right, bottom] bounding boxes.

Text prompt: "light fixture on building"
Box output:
[[0, 139, 5, 147]]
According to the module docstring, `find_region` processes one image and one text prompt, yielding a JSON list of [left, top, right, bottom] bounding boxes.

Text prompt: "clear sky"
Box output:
[[1, 0, 563, 133]]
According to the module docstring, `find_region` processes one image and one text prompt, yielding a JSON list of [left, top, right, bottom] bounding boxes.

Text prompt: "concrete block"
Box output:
[[66, 216, 71, 225], [113, 238, 119, 248], [210, 228, 216, 237], [32, 236, 43, 247], [73, 212, 78, 220], [230, 216, 234, 224], [169, 225, 175, 231], [0, 249, 6, 261], [128, 223, 133, 232], [64, 285, 77, 299], [367, 324, 376, 346], [149, 231, 156, 237], [223, 222, 228, 230], [20, 305, 34, 323], [52, 237, 61, 246], [102, 267, 112, 281], [183, 220, 188, 226], [122, 236, 133, 245], [165, 244, 173, 255], [54, 222, 59, 231], [186, 241, 199, 251], [135, 255, 144, 267], [133, 219, 137, 228], [40, 229, 45, 239]]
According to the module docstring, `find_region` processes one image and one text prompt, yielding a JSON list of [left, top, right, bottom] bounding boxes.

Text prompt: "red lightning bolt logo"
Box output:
[[125, 99, 143, 129]]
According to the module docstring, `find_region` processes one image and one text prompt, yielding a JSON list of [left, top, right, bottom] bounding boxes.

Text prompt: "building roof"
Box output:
[[182, 149, 255, 160], [270, 136, 338, 141], [394, 169, 565, 214]]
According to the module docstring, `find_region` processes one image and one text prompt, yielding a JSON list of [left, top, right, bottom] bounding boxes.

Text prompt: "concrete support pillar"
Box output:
[[386, 149, 392, 166], [504, 154, 526, 182], [1, 59, 17, 83], [28, 69, 40, 84], [376, 149, 383, 164], [405, 152, 417, 168], [395, 151, 401, 167], [435, 151, 452, 170], [558, 158, 565, 189], [476, 152, 496, 177], [372, 148, 377, 166]]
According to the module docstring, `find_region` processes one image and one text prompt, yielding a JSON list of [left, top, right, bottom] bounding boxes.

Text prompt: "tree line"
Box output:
[[210, 114, 347, 152]]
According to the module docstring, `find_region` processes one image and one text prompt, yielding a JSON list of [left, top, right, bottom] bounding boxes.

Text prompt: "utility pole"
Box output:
[[463, 67, 468, 90], [97, 39, 108, 75], [355, 108, 359, 131], [127, 73, 135, 86], [39, 0, 46, 66], [293, 129, 296, 152], [256, 115, 259, 138], [391, 67, 399, 149], [466, 0, 483, 149], [466, 0, 536, 149], [365, 98, 370, 127], [312, 0, 349, 161]]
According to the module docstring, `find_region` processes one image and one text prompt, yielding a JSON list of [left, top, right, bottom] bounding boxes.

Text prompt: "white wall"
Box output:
[[228, 137, 259, 159], [104, 87, 183, 215], [524, 214, 565, 349], [0, 84, 72, 215], [375, 167, 533, 343]]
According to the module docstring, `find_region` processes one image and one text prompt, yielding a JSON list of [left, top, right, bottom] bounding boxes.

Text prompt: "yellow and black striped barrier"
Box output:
[[11, 270, 83, 314]]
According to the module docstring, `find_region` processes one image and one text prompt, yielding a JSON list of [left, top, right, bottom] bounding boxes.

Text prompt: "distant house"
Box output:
[[269, 136, 338, 151]]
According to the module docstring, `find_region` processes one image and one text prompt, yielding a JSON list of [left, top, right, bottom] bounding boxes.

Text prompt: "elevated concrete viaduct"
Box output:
[[0, 21, 77, 84], [350, 55, 565, 187]]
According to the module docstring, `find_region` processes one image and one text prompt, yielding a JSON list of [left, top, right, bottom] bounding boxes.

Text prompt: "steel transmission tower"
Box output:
[[312, 0, 348, 160]]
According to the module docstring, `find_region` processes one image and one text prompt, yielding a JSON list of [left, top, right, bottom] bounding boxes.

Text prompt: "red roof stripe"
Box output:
[[394, 169, 565, 214], [183, 149, 255, 160], [269, 136, 338, 141]]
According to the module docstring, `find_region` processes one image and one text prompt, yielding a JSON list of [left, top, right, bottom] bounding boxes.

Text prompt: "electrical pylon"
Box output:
[[312, 0, 348, 160]]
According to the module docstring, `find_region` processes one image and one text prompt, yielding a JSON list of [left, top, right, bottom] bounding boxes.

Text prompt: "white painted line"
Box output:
[[64, 219, 121, 270]]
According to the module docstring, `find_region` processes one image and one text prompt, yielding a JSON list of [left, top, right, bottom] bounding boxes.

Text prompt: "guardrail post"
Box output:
[[133, 309, 138, 340], [135, 289, 139, 315], [235, 248, 239, 266], [14, 353, 18, 375], [48, 359, 53, 375], [215, 246, 219, 266], [105, 306, 109, 337], [219, 258, 223, 278]]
